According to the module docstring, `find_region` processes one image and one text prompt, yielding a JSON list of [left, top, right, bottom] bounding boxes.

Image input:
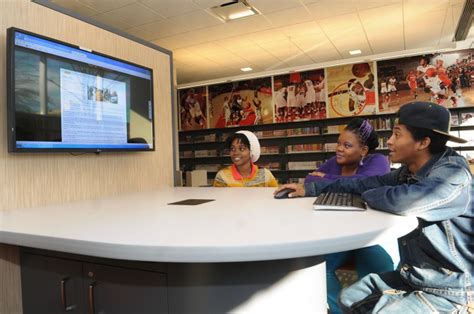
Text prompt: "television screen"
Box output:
[[7, 28, 155, 152]]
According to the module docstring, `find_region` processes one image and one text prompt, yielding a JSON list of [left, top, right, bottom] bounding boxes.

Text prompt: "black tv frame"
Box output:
[[7, 27, 156, 153]]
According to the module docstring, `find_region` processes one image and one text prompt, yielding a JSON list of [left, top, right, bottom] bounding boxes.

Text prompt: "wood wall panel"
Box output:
[[0, 1, 175, 312], [0, 0, 174, 211]]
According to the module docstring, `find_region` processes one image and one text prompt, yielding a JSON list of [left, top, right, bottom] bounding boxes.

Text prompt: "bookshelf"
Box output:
[[179, 108, 474, 185]]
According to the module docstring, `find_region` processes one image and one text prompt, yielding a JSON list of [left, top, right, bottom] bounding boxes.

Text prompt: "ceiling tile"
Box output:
[[90, 12, 135, 30], [167, 10, 223, 31], [127, 20, 187, 40], [232, 44, 282, 63], [258, 39, 303, 61], [358, 4, 404, 53], [404, 9, 446, 49], [186, 42, 225, 57], [282, 54, 315, 68], [264, 6, 314, 28], [247, 29, 288, 44], [306, 0, 357, 19], [354, 0, 402, 11], [172, 48, 199, 64], [247, 0, 302, 14], [152, 33, 208, 50], [305, 46, 342, 64], [139, 0, 201, 18], [439, 2, 464, 44], [76, 0, 136, 13], [50, 0, 99, 16], [214, 35, 257, 50], [192, 0, 231, 9], [318, 13, 372, 57], [403, 0, 450, 13], [278, 21, 323, 38], [189, 15, 272, 41], [227, 14, 274, 33], [318, 12, 360, 33], [186, 44, 253, 69], [96, 3, 164, 28], [291, 34, 341, 62], [124, 26, 157, 41]]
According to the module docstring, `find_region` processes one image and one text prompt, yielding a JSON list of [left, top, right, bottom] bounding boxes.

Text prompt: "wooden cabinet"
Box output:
[[21, 250, 167, 314], [22, 253, 84, 314]]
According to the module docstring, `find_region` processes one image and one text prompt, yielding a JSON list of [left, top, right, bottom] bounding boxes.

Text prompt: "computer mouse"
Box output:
[[274, 188, 296, 199]]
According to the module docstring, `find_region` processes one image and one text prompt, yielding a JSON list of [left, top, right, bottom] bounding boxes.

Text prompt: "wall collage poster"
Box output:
[[178, 49, 473, 131]]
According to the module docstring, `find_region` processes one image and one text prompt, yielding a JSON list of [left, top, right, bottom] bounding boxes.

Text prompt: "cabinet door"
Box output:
[[84, 263, 167, 314], [21, 252, 84, 314]]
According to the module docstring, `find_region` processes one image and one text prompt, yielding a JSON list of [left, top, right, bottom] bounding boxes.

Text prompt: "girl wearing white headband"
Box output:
[[213, 130, 278, 187]]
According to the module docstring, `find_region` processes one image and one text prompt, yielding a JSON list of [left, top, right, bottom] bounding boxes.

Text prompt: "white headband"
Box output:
[[236, 130, 261, 163]]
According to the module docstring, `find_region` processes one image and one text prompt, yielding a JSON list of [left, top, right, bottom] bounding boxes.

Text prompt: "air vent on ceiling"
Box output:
[[453, 0, 473, 41], [209, 0, 260, 22]]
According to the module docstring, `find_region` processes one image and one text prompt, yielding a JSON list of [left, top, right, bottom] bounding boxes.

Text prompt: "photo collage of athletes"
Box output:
[[178, 49, 473, 130], [377, 50, 474, 113], [207, 77, 273, 128], [273, 69, 326, 122]]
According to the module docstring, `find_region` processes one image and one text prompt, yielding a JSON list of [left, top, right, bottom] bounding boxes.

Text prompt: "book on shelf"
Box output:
[[451, 114, 459, 126], [325, 125, 344, 134], [287, 127, 321, 136], [194, 150, 217, 157], [194, 164, 222, 171], [258, 162, 280, 170], [287, 144, 323, 152], [204, 134, 216, 141], [273, 129, 286, 137], [182, 151, 194, 158], [461, 112, 474, 125], [369, 117, 392, 130], [288, 161, 319, 170], [260, 146, 279, 154], [378, 137, 388, 149], [324, 143, 337, 152]]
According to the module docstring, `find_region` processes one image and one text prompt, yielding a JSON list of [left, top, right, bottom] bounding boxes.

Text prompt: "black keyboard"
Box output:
[[313, 192, 367, 211]]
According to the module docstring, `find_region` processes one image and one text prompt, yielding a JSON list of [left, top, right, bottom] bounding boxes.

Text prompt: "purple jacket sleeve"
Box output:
[[304, 157, 338, 183], [305, 154, 390, 183], [324, 154, 390, 180]]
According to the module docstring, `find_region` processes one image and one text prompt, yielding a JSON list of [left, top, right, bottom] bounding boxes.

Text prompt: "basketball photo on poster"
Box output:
[[326, 62, 377, 117], [178, 86, 208, 130], [208, 78, 273, 128], [377, 49, 474, 113], [273, 69, 326, 122]]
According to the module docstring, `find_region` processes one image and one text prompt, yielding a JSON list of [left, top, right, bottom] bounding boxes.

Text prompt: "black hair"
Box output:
[[225, 133, 250, 150], [404, 125, 448, 154], [345, 118, 379, 152]]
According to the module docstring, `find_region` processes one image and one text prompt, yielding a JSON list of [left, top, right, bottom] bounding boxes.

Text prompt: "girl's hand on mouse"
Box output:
[[274, 184, 305, 198]]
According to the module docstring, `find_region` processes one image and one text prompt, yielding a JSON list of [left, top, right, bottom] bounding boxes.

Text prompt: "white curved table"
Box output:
[[0, 187, 418, 313]]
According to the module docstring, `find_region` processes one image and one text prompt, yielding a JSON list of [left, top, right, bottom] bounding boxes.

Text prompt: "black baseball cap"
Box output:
[[395, 102, 467, 143]]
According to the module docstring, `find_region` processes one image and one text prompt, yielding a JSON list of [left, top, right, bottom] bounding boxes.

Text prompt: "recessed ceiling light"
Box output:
[[210, 0, 260, 22], [241, 67, 253, 72], [349, 49, 362, 55]]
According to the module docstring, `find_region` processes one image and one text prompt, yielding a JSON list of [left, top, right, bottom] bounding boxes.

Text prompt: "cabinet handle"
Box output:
[[60, 277, 76, 312], [88, 281, 97, 314]]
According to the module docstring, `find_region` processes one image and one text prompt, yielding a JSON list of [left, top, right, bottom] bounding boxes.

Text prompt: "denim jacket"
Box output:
[[305, 147, 473, 305]]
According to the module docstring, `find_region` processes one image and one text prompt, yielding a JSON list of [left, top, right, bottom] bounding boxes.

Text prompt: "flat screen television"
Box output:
[[7, 27, 155, 152]]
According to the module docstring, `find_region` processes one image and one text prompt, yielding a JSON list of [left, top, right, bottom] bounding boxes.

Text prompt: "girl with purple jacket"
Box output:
[[305, 118, 394, 314]]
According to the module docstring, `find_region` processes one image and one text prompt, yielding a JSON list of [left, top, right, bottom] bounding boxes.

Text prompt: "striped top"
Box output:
[[213, 164, 278, 187]]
